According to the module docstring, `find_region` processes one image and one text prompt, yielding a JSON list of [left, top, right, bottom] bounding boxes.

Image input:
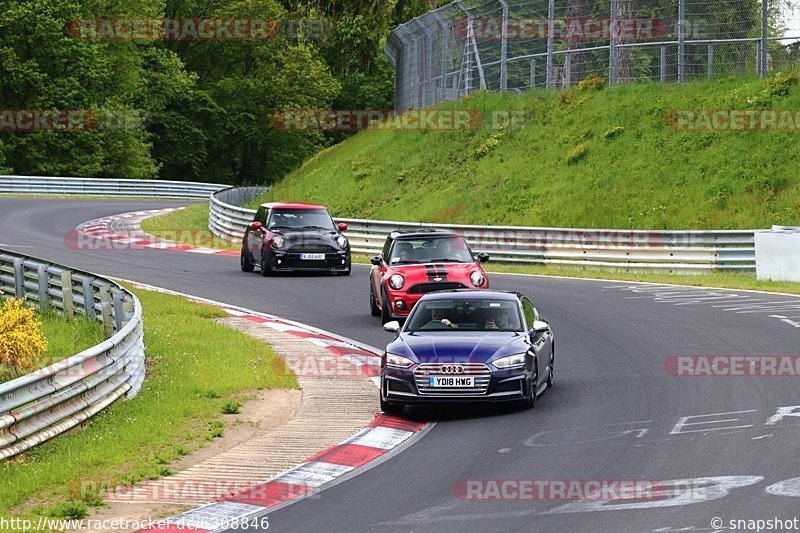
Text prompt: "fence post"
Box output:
[[678, 0, 685, 82], [564, 52, 572, 88], [98, 285, 114, 336], [609, 0, 618, 84], [660, 46, 667, 82], [546, 0, 555, 88], [530, 59, 537, 88], [83, 277, 94, 317], [61, 271, 74, 317], [37, 264, 48, 307], [499, 0, 509, 91], [707, 44, 714, 78], [760, 0, 769, 77], [112, 289, 124, 332], [13, 258, 24, 298]]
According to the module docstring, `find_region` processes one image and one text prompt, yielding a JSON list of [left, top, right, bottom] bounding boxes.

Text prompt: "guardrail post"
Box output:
[[82, 277, 94, 317], [61, 271, 74, 317], [13, 258, 24, 298], [98, 285, 114, 335], [112, 289, 124, 332], [37, 264, 49, 307]]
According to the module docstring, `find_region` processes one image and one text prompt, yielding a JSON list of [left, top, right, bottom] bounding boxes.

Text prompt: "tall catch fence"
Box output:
[[386, 0, 800, 109]]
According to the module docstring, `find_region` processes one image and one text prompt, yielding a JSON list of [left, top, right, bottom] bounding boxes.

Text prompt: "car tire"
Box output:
[[380, 396, 405, 414], [546, 344, 555, 388], [380, 286, 392, 324], [260, 250, 273, 277], [370, 283, 381, 317], [522, 364, 538, 409], [240, 247, 254, 272]]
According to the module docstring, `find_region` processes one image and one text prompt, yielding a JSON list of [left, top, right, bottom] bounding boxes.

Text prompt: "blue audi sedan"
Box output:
[[379, 290, 554, 413]]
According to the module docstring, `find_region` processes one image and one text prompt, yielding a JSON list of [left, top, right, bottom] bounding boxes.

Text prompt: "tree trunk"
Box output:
[[566, 0, 589, 85], [615, 0, 633, 83]]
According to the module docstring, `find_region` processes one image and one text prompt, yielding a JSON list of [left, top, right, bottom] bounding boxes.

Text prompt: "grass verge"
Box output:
[[139, 204, 238, 250], [0, 286, 296, 527]]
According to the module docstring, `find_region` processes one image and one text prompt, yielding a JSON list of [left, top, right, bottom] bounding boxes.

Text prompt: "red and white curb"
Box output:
[[120, 282, 431, 533], [72, 208, 240, 257]]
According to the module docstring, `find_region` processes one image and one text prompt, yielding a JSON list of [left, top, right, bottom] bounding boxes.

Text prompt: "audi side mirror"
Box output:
[[337, 222, 348, 232], [383, 321, 401, 334], [370, 255, 382, 266], [531, 320, 550, 334]]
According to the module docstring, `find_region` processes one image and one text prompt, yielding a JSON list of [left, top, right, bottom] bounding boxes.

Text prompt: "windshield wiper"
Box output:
[[301, 225, 332, 230], [427, 258, 465, 263]]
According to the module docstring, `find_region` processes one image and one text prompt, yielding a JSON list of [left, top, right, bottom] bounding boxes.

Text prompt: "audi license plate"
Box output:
[[299, 253, 326, 260], [429, 376, 474, 388]]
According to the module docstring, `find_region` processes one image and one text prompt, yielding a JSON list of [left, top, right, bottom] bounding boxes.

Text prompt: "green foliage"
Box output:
[[221, 399, 242, 414], [603, 126, 625, 140], [46, 500, 87, 520], [566, 143, 589, 165], [577, 74, 606, 91]]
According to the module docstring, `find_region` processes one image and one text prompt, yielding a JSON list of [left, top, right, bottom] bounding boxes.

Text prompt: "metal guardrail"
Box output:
[[209, 187, 756, 272], [0, 249, 145, 460], [0, 175, 226, 199]]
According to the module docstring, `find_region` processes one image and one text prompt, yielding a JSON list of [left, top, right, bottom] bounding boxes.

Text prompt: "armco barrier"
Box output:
[[0, 249, 145, 460], [209, 187, 757, 272], [0, 175, 226, 198]]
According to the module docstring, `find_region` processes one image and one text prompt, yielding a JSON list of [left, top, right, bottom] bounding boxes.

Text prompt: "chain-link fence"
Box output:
[[385, 0, 800, 110]]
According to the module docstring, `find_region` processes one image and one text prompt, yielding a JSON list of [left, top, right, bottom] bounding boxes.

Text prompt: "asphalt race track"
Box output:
[[2, 197, 800, 533]]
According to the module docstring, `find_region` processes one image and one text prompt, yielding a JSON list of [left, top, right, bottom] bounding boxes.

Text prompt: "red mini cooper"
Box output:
[[369, 228, 490, 322]]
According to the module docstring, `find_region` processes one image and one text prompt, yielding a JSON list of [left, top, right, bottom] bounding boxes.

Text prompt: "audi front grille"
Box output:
[[413, 362, 491, 395]]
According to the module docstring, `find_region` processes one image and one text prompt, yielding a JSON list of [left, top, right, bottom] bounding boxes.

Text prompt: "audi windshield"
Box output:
[[405, 298, 523, 332]]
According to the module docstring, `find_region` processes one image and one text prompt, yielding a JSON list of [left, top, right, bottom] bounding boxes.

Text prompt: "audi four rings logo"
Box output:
[[440, 364, 465, 374]]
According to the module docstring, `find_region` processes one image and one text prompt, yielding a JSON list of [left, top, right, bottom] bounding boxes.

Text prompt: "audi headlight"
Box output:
[[470, 271, 486, 287], [336, 235, 348, 249], [385, 353, 414, 369], [271, 235, 285, 249], [388, 274, 405, 290], [492, 353, 526, 369]]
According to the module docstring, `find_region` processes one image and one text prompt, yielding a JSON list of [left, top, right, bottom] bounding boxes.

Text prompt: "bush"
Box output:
[[577, 74, 606, 91], [0, 296, 48, 380], [566, 143, 590, 165]]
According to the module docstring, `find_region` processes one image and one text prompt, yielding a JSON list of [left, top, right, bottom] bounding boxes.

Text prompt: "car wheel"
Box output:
[[369, 283, 381, 316], [240, 246, 254, 272], [380, 286, 392, 324], [522, 364, 538, 409], [546, 345, 555, 388], [260, 250, 273, 277], [380, 396, 405, 414]]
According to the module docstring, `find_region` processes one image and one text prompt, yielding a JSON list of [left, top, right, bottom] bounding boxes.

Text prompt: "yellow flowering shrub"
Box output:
[[0, 296, 48, 379]]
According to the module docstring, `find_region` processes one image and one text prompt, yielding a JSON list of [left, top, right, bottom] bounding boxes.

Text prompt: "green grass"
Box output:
[[251, 73, 800, 230], [140, 204, 238, 250], [0, 309, 106, 383], [0, 286, 296, 527]]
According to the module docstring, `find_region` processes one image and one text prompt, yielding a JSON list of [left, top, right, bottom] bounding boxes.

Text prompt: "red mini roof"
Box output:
[[261, 202, 326, 210]]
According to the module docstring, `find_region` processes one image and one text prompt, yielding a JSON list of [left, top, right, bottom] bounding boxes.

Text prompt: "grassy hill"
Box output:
[[251, 74, 800, 230]]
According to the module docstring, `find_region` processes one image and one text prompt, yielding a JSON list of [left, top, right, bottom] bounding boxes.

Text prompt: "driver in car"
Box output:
[[431, 308, 458, 328], [485, 307, 511, 330]]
